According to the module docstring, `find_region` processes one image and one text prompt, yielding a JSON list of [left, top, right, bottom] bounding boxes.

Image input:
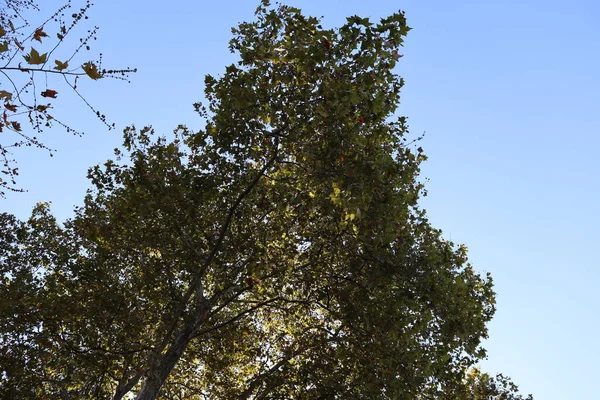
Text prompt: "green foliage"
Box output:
[[0, 2, 531, 399], [422, 368, 533, 400]]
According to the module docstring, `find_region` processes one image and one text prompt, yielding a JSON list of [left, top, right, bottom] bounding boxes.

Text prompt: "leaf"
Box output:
[[82, 62, 102, 80], [0, 90, 12, 101], [5, 103, 17, 112], [0, 26, 5, 39], [317, 108, 329, 118], [260, 114, 271, 124], [24, 47, 48, 65], [145, 248, 162, 258], [54, 59, 69, 71], [13, 38, 24, 51], [0, 42, 8, 52], [41, 89, 58, 99], [344, 212, 356, 221], [349, 90, 360, 105], [33, 27, 49, 43], [11, 121, 21, 131]]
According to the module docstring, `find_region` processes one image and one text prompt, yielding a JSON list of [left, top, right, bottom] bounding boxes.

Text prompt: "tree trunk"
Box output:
[[134, 325, 194, 400]]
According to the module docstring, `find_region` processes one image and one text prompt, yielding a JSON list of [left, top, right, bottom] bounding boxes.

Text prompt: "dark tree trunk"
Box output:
[[134, 324, 195, 400]]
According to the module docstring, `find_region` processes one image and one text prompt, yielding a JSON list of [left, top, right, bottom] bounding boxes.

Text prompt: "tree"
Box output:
[[435, 368, 533, 400], [0, 0, 135, 196], [0, 1, 532, 399]]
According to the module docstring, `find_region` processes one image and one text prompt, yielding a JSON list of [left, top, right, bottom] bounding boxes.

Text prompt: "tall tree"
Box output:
[[0, 1, 531, 399], [0, 0, 135, 196]]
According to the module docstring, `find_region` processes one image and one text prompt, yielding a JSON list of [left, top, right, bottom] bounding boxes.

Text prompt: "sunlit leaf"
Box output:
[[82, 62, 102, 80]]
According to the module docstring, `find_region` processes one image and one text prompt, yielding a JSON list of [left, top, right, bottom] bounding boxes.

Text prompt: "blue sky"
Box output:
[[4, 0, 600, 398]]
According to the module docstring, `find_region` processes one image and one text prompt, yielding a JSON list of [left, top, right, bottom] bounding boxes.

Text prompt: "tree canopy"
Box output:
[[450, 369, 533, 400], [0, 1, 532, 399]]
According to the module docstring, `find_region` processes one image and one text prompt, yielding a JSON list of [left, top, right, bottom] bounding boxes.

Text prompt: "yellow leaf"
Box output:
[[82, 62, 102, 80], [145, 248, 162, 258]]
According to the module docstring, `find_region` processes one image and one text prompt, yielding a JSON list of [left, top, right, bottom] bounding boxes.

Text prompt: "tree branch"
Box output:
[[0, 65, 88, 76], [156, 124, 287, 355], [193, 296, 281, 338]]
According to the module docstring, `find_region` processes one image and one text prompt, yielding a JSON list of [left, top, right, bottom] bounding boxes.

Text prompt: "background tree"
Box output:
[[0, 1, 532, 399], [0, 0, 135, 196]]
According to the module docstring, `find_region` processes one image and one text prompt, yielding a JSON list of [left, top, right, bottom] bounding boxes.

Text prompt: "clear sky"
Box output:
[[3, 1, 600, 398]]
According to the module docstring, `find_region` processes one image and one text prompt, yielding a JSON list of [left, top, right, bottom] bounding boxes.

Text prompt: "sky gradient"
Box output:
[[4, 1, 600, 398]]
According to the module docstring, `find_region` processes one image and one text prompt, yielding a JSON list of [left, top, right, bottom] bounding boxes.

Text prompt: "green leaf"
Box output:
[[82, 62, 102, 80], [23, 47, 48, 65], [54, 59, 69, 71], [349, 89, 360, 105], [316, 108, 329, 117]]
